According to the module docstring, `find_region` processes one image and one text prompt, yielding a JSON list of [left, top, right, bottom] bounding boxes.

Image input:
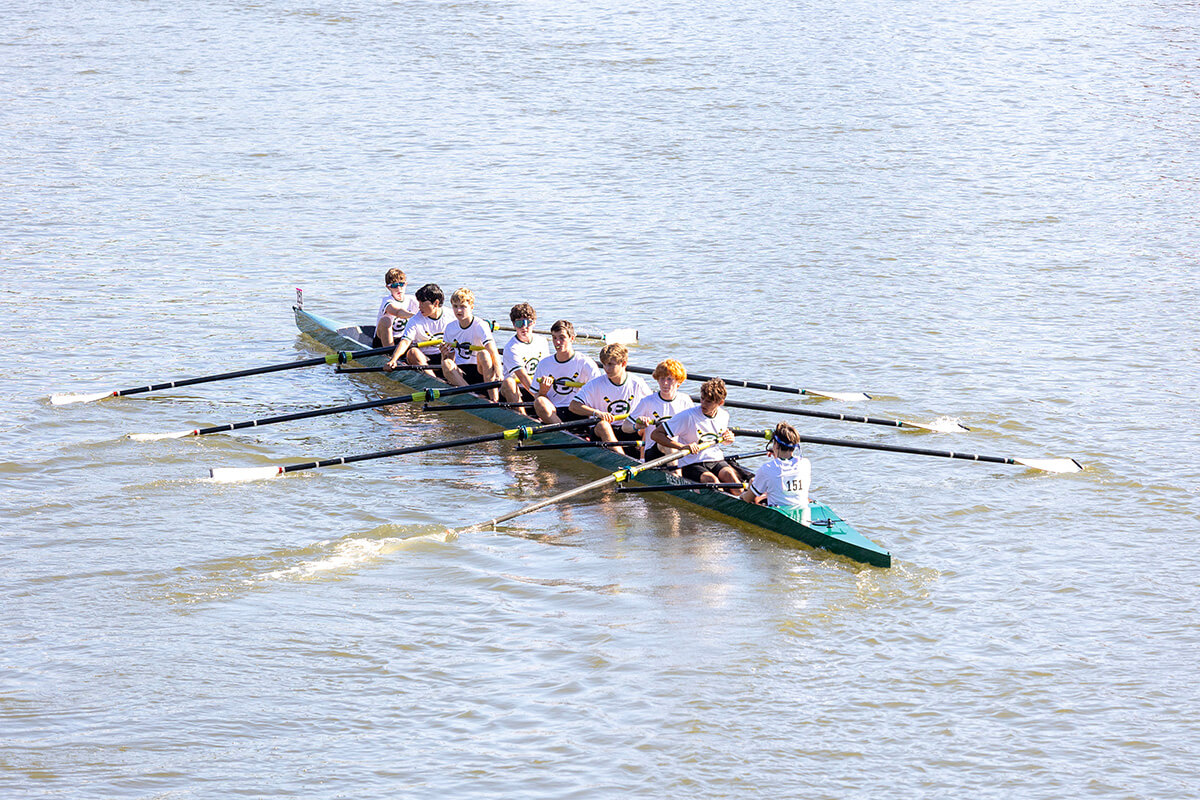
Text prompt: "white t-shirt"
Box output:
[[400, 309, 451, 355], [376, 294, 419, 335], [628, 392, 694, 451], [661, 405, 731, 467], [502, 334, 551, 379], [534, 352, 602, 408], [750, 456, 811, 508], [444, 316, 496, 365], [574, 373, 650, 420]]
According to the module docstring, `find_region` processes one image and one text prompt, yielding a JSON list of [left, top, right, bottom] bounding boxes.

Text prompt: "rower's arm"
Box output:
[[387, 337, 411, 367]]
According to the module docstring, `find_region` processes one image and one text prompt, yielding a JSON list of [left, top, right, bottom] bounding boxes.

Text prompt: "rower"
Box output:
[[373, 268, 418, 347], [385, 283, 450, 374], [569, 343, 650, 456], [651, 377, 739, 492], [622, 358, 693, 460], [740, 421, 811, 521], [440, 288, 502, 401], [500, 302, 550, 414], [532, 320, 602, 424]]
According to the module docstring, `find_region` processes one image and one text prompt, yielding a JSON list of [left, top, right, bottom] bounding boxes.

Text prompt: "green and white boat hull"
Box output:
[[296, 307, 892, 568]]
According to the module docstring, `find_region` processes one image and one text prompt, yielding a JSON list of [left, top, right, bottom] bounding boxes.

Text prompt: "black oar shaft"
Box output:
[[280, 417, 593, 474], [196, 382, 500, 436], [731, 427, 1013, 465], [423, 401, 535, 411], [628, 366, 806, 396], [515, 441, 624, 452], [713, 396, 911, 428], [617, 482, 745, 493], [112, 345, 394, 397]]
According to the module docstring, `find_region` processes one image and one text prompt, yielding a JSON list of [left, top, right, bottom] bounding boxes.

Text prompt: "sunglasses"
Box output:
[[388, 282, 405, 289], [513, 319, 534, 328]]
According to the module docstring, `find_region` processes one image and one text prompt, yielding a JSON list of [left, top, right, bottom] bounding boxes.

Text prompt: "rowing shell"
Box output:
[[296, 307, 892, 569]]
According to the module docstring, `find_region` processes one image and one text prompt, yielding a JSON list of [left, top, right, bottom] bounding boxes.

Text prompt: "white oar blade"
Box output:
[[50, 391, 114, 406], [1014, 457, 1084, 474], [208, 466, 284, 483], [906, 418, 971, 433], [128, 429, 197, 442], [805, 389, 871, 402], [603, 328, 639, 345]]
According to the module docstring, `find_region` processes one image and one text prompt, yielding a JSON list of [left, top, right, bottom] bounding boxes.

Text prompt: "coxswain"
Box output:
[[651, 377, 739, 492], [740, 422, 811, 523], [440, 288, 502, 401], [569, 343, 650, 456], [373, 268, 418, 347], [499, 302, 551, 414], [532, 320, 602, 424], [622, 358, 693, 460], [385, 283, 450, 374]]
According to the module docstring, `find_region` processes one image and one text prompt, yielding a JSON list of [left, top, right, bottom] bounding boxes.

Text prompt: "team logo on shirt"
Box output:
[[451, 340, 475, 361], [549, 374, 580, 395], [698, 432, 722, 447], [603, 397, 631, 416], [522, 354, 541, 372]]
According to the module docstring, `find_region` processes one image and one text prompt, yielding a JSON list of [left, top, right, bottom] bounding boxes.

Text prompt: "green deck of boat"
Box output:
[[295, 307, 892, 568]]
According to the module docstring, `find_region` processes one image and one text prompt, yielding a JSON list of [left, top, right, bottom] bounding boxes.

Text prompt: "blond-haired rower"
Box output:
[[569, 343, 650, 457], [440, 287, 502, 402]]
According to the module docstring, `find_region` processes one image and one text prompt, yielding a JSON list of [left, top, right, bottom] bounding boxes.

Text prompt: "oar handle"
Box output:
[[617, 482, 746, 493]]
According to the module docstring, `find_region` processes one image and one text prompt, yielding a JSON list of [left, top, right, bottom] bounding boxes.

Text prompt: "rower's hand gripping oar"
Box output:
[[447, 442, 711, 536], [711, 396, 969, 433], [130, 381, 501, 441], [626, 365, 868, 402], [208, 416, 600, 483], [50, 345, 396, 406], [731, 427, 1083, 473]]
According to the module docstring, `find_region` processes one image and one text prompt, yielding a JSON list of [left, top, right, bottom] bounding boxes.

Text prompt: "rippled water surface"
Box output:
[[3, 1, 1198, 797]]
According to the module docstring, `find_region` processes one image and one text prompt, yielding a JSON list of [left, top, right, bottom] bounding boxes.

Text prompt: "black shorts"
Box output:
[[610, 425, 641, 444], [454, 362, 486, 385], [557, 407, 590, 423], [681, 460, 734, 482]]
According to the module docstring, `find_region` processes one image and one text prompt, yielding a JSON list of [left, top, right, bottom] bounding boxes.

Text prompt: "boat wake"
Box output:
[[261, 525, 452, 581]]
